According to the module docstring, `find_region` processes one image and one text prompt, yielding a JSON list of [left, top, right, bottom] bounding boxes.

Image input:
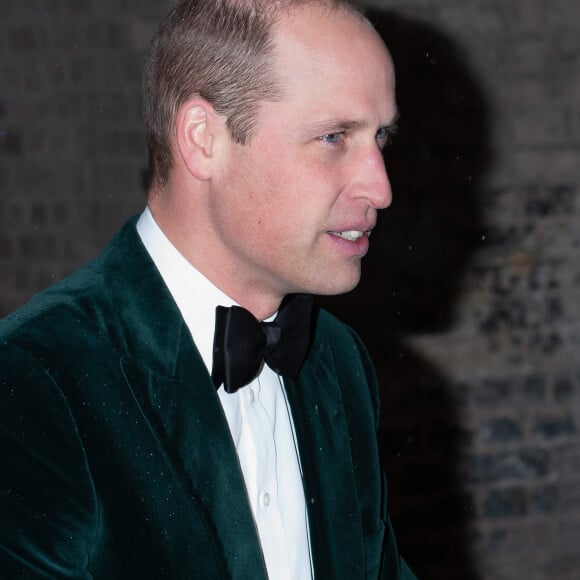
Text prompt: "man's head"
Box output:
[[145, 0, 397, 318], [143, 0, 364, 188]]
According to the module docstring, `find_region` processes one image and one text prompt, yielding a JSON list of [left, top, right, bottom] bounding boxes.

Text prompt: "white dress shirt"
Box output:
[[136, 208, 313, 580]]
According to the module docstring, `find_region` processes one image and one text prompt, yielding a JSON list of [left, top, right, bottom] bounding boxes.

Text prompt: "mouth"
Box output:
[[327, 230, 370, 242]]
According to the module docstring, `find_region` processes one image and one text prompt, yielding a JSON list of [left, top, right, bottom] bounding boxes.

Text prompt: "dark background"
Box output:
[[1, 1, 579, 578]]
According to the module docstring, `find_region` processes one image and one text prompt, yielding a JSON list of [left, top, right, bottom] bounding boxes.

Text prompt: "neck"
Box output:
[[146, 191, 284, 321]]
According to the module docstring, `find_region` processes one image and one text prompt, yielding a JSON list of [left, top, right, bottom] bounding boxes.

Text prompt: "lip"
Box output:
[[326, 229, 372, 256]]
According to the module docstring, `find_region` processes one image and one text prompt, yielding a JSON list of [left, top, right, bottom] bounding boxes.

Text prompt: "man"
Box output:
[[0, 0, 415, 578]]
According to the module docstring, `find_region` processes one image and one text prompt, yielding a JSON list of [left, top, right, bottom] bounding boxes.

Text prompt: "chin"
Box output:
[[309, 273, 361, 297], [287, 263, 361, 297]]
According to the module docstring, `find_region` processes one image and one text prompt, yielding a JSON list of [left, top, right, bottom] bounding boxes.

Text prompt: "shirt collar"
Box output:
[[136, 207, 236, 373]]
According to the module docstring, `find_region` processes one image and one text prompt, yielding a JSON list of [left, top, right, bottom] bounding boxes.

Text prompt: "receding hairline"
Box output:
[[143, 0, 367, 188]]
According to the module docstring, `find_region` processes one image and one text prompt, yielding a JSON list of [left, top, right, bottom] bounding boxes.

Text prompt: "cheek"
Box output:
[[222, 146, 339, 246], [239, 158, 297, 223], [217, 168, 282, 247]]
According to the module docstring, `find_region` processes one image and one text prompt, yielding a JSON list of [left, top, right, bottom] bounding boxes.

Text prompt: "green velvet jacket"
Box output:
[[0, 219, 415, 579]]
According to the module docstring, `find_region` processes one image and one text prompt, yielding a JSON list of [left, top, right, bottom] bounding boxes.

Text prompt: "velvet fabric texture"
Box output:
[[0, 218, 415, 579]]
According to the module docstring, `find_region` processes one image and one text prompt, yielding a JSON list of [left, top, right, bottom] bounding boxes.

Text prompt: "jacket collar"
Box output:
[[285, 340, 366, 580], [100, 219, 365, 579], [101, 219, 268, 579]]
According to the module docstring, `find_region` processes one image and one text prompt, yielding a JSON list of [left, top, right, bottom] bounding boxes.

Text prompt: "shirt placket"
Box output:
[[238, 376, 291, 580]]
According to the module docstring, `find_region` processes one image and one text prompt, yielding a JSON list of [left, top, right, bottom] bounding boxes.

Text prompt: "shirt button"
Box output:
[[248, 388, 255, 405], [261, 491, 271, 509]]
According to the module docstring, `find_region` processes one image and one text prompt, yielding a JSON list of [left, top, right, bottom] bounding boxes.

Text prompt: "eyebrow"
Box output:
[[305, 110, 400, 135], [387, 110, 400, 129], [379, 110, 400, 133]]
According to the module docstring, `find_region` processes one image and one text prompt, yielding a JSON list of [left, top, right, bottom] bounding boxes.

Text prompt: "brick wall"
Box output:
[[323, 1, 580, 578], [0, 0, 170, 314], [1, 1, 579, 579]]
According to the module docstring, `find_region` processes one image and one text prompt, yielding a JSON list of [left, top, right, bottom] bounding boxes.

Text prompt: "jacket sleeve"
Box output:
[[0, 344, 97, 579]]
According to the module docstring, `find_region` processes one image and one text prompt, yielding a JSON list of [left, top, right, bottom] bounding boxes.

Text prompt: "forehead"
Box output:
[[270, 5, 396, 123]]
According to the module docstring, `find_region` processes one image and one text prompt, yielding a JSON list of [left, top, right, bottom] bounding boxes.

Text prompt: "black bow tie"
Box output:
[[211, 294, 315, 394]]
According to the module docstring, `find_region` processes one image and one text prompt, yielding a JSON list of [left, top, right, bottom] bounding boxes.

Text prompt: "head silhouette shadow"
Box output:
[[320, 10, 491, 579]]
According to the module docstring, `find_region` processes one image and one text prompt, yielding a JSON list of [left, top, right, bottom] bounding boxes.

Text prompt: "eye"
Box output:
[[376, 125, 397, 150], [319, 132, 344, 147]]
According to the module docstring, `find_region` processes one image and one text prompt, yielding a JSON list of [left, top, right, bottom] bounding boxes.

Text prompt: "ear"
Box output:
[[174, 98, 224, 181]]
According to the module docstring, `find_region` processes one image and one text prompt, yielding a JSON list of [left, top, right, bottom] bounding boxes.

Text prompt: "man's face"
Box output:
[[208, 5, 397, 311]]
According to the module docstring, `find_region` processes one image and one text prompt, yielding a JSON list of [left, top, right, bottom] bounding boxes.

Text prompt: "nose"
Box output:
[[355, 145, 392, 210]]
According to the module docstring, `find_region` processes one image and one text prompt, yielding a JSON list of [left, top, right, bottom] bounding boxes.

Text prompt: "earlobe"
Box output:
[[175, 99, 218, 181]]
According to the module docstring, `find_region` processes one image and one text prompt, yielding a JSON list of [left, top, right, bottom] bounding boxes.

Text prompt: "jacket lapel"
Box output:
[[102, 220, 267, 579], [285, 343, 366, 580]]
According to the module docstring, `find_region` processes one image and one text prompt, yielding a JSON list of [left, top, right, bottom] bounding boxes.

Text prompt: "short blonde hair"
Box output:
[[142, 0, 364, 187]]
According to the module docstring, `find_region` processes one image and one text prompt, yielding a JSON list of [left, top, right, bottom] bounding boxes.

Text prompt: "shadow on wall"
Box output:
[[320, 10, 491, 580]]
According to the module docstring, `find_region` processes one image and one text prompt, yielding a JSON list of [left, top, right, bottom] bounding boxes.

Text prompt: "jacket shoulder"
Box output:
[[312, 306, 380, 425], [0, 218, 141, 358], [313, 307, 376, 379]]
